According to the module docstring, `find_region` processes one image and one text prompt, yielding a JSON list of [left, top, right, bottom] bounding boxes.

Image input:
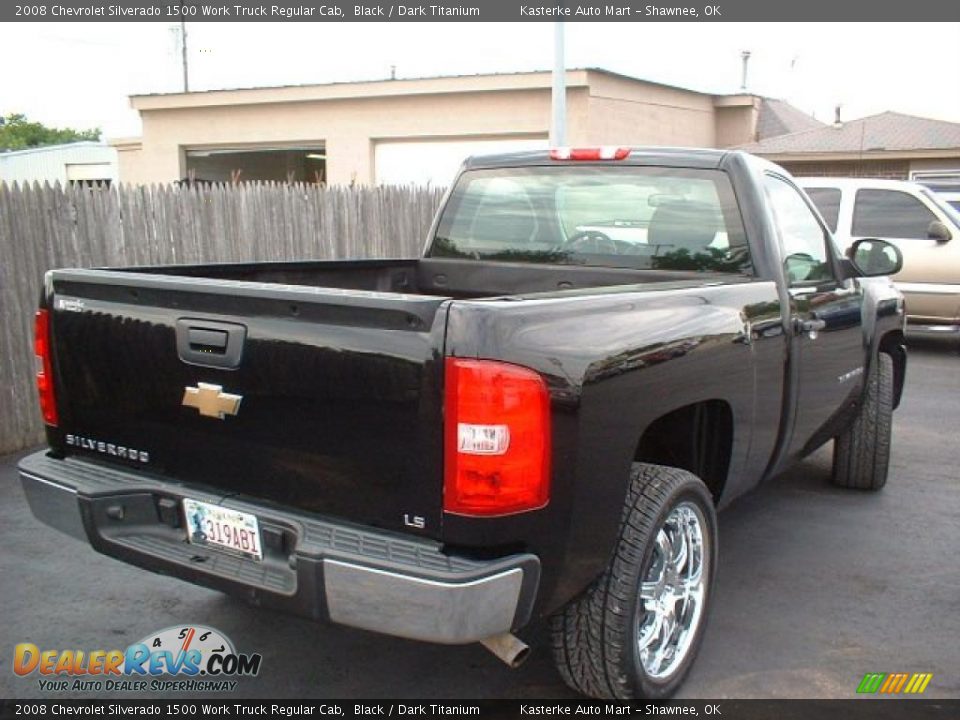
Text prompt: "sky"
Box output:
[[2, 22, 959, 138]]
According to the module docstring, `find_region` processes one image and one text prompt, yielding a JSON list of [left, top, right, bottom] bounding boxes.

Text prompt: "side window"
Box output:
[[804, 187, 842, 233], [852, 189, 938, 240], [764, 175, 834, 285]]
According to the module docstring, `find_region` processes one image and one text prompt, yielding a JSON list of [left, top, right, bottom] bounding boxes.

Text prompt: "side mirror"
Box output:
[[928, 220, 952, 242], [846, 238, 904, 277]]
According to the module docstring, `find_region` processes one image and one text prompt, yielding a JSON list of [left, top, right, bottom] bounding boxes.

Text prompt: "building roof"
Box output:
[[130, 68, 721, 101], [0, 141, 107, 158], [127, 68, 818, 146], [129, 67, 766, 116], [126, 69, 601, 111], [739, 111, 960, 155], [756, 98, 824, 140]]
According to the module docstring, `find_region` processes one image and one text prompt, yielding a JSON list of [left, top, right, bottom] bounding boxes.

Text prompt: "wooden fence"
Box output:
[[0, 181, 447, 455]]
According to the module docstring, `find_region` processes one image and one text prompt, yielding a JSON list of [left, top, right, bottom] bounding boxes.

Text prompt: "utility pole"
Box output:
[[551, 21, 566, 146], [181, 21, 189, 92]]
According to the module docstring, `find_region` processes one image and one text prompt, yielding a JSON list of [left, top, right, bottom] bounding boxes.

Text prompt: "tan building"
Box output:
[[112, 69, 818, 187]]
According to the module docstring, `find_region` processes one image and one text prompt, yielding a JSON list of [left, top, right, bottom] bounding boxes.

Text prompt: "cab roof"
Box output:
[[461, 146, 736, 171]]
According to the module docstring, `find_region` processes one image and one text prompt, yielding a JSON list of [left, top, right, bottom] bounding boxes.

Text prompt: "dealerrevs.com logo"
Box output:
[[13, 625, 262, 693]]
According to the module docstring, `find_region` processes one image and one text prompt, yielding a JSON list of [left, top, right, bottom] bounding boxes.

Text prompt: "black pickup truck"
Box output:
[[20, 147, 907, 699]]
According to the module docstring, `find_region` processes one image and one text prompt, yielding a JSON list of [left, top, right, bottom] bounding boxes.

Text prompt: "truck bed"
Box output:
[[131, 257, 742, 299]]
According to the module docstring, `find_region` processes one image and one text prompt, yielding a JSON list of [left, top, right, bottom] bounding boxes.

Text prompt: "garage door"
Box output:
[[374, 137, 548, 186]]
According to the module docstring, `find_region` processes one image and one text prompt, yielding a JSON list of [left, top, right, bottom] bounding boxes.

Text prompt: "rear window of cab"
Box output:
[[430, 166, 752, 275]]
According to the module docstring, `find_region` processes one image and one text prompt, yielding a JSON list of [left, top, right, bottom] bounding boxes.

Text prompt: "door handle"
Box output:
[[794, 318, 826, 335]]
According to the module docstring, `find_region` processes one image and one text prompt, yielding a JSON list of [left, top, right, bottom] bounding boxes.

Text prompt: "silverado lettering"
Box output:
[[64, 434, 149, 463]]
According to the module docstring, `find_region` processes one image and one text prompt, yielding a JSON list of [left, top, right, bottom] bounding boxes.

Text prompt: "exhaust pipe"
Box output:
[[480, 633, 530, 668]]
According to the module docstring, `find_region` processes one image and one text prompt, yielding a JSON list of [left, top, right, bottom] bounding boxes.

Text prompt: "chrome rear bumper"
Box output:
[[19, 451, 539, 645]]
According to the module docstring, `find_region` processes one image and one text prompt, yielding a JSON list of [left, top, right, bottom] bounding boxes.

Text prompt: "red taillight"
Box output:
[[34, 309, 58, 426], [549, 146, 631, 161], [444, 358, 551, 516]]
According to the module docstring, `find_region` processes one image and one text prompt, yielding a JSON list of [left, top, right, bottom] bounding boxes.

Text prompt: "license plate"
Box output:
[[183, 499, 262, 561]]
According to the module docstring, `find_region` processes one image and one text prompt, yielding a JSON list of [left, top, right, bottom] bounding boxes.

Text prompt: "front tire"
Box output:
[[550, 464, 718, 699], [832, 352, 894, 490]]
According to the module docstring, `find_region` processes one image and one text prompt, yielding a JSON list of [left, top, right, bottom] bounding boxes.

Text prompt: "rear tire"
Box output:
[[550, 464, 717, 699], [832, 352, 894, 491]]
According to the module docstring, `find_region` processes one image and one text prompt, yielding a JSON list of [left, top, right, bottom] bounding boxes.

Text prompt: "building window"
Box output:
[[183, 147, 326, 185]]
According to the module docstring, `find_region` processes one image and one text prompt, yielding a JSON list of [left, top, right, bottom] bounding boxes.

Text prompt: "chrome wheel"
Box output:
[[636, 501, 709, 680]]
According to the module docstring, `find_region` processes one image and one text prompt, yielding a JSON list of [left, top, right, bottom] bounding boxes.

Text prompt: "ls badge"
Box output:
[[182, 383, 243, 419]]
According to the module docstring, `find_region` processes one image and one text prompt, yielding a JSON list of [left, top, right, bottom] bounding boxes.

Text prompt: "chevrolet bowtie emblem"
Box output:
[[182, 383, 242, 419]]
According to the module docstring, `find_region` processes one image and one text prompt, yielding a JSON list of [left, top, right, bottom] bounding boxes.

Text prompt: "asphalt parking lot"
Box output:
[[2, 340, 958, 701]]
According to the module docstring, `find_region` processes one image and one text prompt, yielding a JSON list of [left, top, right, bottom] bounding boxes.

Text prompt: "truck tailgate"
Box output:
[[46, 269, 449, 539]]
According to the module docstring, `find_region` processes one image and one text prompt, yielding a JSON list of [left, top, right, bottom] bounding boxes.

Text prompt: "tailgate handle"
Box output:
[[176, 319, 246, 369], [188, 327, 228, 352]]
